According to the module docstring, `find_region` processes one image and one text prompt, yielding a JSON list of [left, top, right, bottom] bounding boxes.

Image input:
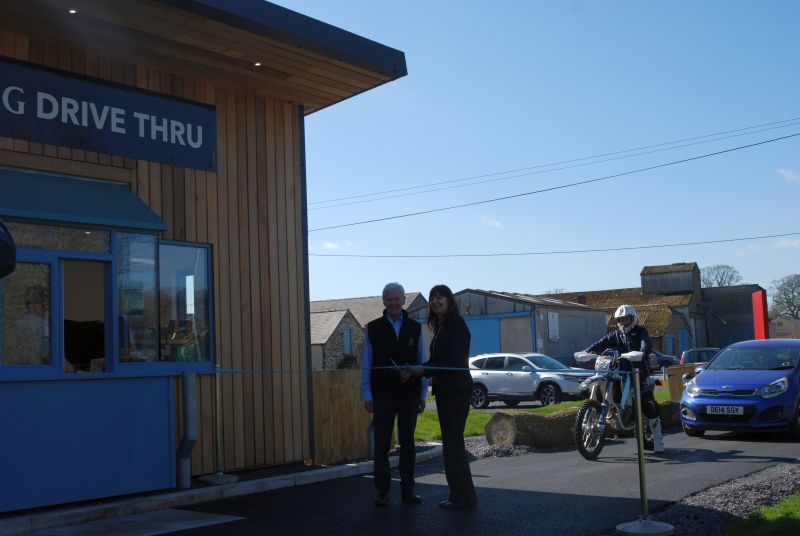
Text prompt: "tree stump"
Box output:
[[659, 401, 680, 429], [485, 402, 681, 448], [485, 407, 579, 448], [608, 401, 682, 438]]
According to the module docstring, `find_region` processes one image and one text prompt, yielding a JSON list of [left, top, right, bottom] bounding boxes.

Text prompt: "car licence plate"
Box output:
[[707, 405, 744, 415]]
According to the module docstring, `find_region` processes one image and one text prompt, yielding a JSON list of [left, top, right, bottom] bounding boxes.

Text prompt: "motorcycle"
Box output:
[[572, 349, 654, 460]]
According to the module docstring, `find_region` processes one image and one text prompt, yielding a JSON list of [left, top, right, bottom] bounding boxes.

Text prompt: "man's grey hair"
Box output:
[[382, 282, 405, 299]]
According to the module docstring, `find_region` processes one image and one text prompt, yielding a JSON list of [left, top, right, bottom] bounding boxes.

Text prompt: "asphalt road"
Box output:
[[172, 429, 800, 536]]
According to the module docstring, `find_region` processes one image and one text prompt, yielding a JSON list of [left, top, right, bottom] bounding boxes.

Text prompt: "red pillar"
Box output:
[[752, 289, 770, 339]]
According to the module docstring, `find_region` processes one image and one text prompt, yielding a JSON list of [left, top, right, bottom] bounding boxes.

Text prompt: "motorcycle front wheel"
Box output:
[[574, 399, 605, 460]]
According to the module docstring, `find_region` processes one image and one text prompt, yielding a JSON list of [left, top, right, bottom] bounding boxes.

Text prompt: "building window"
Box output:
[[0, 263, 51, 366], [159, 243, 211, 362], [6, 221, 109, 253], [117, 233, 159, 363], [343, 328, 352, 355], [0, 224, 213, 376], [63, 259, 107, 373]]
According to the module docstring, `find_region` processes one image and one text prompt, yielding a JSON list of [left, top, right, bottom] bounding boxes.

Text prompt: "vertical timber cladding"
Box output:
[[0, 31, 310, 473]]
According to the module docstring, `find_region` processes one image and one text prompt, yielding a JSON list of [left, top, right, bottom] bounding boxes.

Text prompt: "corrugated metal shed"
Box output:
[[468, 289, 596, 310], [544, 288, 693, 309]]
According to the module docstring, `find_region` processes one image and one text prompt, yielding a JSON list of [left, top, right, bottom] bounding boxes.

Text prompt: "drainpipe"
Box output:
[[177, 371, 198, 489]]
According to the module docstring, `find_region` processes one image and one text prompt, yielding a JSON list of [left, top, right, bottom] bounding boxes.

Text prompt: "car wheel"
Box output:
[[682, 422, 705, 437], [538, 383, 561, 406], [471, 384, 489, 409], [504, 400, 520, 408]]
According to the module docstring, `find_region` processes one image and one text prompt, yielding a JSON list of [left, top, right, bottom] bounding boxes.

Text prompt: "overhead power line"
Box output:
[[310, 120, 800, 210], [309, 119, 800, 210], [310, 232, 800, 258], [308, 116, 800, 207], [308, 131, 800, 232]]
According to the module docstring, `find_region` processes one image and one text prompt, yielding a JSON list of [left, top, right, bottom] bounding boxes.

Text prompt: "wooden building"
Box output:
[[0, 0, 406, 512]]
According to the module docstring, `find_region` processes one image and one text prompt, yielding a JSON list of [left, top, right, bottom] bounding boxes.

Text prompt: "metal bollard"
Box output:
[[633, 370, 649, 519], [198, 364, 238, 484], [177, 371, 198, 489], [616, 369, 673, 535]]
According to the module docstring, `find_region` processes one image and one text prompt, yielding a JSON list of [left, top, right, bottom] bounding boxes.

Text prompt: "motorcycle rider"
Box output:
[[584, 304, 664, 453]]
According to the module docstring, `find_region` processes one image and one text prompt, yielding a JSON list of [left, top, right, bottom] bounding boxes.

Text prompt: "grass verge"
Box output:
[[415, 387, 671, 442], [726, 493, 800, 535]]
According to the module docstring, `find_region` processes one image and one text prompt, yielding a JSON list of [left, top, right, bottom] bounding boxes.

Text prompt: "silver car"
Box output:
[[469, 353, 593, 409]]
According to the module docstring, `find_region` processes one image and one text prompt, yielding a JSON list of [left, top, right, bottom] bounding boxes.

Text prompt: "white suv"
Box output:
[[469, 353, 593, 409]]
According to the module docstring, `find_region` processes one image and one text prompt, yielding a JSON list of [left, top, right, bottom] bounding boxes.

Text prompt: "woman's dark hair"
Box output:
[[428, 284, 459, 333]]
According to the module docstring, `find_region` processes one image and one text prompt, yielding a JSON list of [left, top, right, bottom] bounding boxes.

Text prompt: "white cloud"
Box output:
[[735, 243, 764, 257], [777, 168, 800, 182], [776, 239, 800, 249], [322, 241, 339, 249], [480, 216, 503, 229]]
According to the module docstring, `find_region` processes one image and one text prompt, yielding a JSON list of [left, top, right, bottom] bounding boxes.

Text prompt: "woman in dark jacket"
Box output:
[[410, 284, 476, 509]]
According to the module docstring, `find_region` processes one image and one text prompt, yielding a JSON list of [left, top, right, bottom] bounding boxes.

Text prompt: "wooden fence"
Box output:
[[311, 370, 372, 465]]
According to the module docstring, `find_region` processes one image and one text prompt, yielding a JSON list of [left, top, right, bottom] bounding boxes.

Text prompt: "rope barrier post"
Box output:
[[634, 370, 649, 519], [616, 369, 673, 536], [199, 364, 239, 485]]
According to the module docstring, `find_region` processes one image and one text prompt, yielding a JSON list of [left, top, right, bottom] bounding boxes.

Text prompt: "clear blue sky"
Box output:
[[274, 1, 800, 301]]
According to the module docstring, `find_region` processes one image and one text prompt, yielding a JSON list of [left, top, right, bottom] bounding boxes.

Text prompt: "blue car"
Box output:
[[680, 339, 800, 438]]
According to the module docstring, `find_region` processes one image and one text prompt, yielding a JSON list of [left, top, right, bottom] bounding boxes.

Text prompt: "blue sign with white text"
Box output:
[[0, 58, 216, 171]]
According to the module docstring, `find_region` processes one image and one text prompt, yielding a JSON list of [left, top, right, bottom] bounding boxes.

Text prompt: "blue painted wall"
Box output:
[[463, 318, 500, 356], [0, 377, 175, 512], [678, 330, 690, 355]]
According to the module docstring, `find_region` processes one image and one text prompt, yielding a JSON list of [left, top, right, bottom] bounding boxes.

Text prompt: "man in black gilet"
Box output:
[[361, 282, 427, 506]]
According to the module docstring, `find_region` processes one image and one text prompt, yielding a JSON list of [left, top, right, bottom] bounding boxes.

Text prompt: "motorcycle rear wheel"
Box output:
[[574, 399, 605, 460]]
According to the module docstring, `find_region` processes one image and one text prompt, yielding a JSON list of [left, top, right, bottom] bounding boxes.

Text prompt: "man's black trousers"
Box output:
[[372, 396, 418, 494]]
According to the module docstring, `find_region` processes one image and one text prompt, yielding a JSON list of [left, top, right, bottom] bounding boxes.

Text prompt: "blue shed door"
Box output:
[[463, 318, 500, 356], [664, 334, 674, 356], [678, 330, 690, 355]]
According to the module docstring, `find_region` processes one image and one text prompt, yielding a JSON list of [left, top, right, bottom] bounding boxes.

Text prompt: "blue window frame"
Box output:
[[0, 224, 214, 380]]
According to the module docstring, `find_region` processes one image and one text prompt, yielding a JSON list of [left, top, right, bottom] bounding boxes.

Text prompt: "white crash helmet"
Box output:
[[614, 304, 638, 333]]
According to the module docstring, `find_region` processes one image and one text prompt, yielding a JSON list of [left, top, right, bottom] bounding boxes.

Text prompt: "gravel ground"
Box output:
[[653, 462, 800, 535], [464, 435, 536, 459], [462, 435, 800, 535]]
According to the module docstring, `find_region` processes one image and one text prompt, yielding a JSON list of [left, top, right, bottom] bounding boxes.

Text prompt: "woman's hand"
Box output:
[[403, 365, 424, 378]]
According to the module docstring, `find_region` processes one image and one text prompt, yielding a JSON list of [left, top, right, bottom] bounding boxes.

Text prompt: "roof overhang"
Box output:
[[0, 0, 407, 114]]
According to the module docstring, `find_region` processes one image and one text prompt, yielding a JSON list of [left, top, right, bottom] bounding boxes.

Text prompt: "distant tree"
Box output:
[[543, 288, 566, 295], [769, 274, 800, 319], [700, 264, 743, 287]]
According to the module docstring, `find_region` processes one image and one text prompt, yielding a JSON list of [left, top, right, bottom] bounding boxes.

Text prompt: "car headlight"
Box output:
[[685, 379, 701, 398], [755, 377, 789, 399], [558, 374, 583, 383]]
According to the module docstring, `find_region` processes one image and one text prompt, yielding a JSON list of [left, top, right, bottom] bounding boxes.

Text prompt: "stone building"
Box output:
[[310, 310, 363, 370]]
